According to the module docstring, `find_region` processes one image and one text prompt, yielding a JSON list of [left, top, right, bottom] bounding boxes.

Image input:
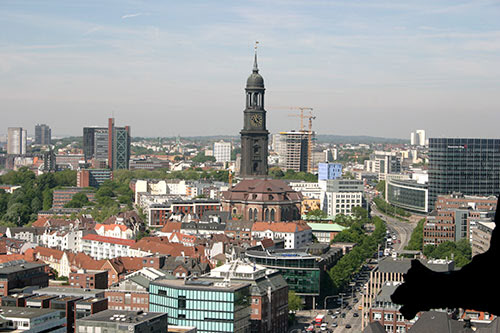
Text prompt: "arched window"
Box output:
[[270, 208, 275, 222], [253, 208, 258, 221], [249, 208, 253, 221], [264, 209, 269, 221]]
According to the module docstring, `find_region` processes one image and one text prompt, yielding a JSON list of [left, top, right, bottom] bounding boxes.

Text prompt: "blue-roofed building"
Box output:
[[318, 163, 342, 181]]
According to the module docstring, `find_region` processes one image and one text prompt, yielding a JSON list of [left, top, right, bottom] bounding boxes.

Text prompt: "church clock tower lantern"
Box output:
[[240, 45, 269, 177]]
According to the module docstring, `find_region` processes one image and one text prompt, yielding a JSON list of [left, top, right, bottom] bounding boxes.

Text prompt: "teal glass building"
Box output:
[[149, 279, 251, 333]]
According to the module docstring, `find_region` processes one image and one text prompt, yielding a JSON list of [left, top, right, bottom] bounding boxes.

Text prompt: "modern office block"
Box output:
[[35, 124, 51, 145], [428, 138, 500, 210], [318, 163, 342, 181], [150, 278, 251, 333], [83, 118, 130, 170], [385, 178, 429, 213]]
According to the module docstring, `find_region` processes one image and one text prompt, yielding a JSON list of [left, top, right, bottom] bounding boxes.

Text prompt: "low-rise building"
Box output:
[[52, 187, 95, 209], [150, 278, 250, 333], [251, 221, 312, 249], [320, 179, 364, 218], [306, 222, 346, 243], [76, 309, 168, 333], [0, 306, 66, 332], [0, 260, 49, 296], [81, 235, 135, 260], [69, 269, 108, 289], [245, 243, 342, 309], [206, 260, 288, 333], [95, 224, 135, 240]]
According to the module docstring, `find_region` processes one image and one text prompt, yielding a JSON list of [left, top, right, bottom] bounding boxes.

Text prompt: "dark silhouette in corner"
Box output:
[[391, 195, 500, 320]]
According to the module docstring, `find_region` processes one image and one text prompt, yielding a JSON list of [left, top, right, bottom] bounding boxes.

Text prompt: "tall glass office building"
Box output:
[[428, 138, 500, 211], [149, 279, 251, 333]]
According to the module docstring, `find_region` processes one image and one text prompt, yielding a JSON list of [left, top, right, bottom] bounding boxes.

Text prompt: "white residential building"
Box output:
[[94, 223, 135, 240], [81, 234, 134, 260], [287, 181, 322, 199], [213, 141, 232, 163], [321, 179, 364, 218], [39, 229, 84, 252], [251, 221, 312, 249]]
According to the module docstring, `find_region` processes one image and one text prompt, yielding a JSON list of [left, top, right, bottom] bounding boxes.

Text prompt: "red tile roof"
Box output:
[[252, 221, 311, 233], [82, 234, 135, 247]]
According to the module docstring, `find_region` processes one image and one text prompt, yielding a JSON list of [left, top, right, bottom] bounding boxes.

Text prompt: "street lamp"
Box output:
[[323, 295, 339, 310]]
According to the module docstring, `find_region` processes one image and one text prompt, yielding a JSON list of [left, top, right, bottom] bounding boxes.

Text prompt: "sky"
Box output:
[[1, 0, 500, 139]]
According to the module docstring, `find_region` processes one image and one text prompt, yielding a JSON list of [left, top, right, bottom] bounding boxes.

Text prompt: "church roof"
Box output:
[[246, 51, 264, 88], [221, 179, 302, 203]]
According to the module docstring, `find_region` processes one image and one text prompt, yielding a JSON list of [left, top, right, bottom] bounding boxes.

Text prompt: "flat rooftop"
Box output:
[[34, 287, 105, 297], [153, 278, 250, 292], [0, 306, 60, 319], [78, 309, 165, 325]]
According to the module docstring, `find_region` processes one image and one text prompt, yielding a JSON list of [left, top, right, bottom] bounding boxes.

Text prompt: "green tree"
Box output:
[[306, 209, 327, 219], [64, 192, 90, 208], [288, 291, 303, 311], [405, 218, 425, 251], [42, 189, 53, 211]]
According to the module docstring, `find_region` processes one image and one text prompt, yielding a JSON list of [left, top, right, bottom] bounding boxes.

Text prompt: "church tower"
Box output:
[[240, 48, 269, 177]]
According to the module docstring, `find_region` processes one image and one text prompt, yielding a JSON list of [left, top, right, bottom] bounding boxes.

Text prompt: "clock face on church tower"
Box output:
[[250, 114, 263, 127]]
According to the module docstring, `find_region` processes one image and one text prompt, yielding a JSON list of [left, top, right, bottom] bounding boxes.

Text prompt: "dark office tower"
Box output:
[[111, 125, 131, 170], [240, 50, 269, 177], [428, 138, 500, 210], [83, 118, 130, 170], [35, 124, 51, 145]]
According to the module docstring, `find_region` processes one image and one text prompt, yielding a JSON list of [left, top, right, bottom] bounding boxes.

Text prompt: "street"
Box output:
[[288, 201, 418, 332], [371, 204, 417, 252]]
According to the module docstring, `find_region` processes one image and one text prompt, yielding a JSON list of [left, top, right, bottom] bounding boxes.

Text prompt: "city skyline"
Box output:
[[2, 1, 500, 138]]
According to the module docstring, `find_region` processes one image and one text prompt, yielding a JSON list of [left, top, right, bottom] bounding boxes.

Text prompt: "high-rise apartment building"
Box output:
[[83, 118, 130, 170], [35, 124, 51, 145], [428, 138, 500, 210], [274, 131, 310, 172], [410, 130, 426, 146], [213, 140, 232, 163], [7, 127, 27, 155], [364, 151, 401, 180]]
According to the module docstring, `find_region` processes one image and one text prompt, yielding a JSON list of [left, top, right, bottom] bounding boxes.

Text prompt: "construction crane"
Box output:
[[306, 113, 316, 173], [287, 107, 313, 131]]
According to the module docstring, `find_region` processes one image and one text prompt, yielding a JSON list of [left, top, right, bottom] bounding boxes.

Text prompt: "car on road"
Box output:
[[306, 325, 314, 331], [346, 324, 352, 329], [353, 313, 359, 317], [331, 323, 338, 327], [320, 323, 328, 331]]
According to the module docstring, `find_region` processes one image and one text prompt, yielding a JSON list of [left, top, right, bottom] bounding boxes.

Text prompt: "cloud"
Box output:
[[121, 13, 143, 19]]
